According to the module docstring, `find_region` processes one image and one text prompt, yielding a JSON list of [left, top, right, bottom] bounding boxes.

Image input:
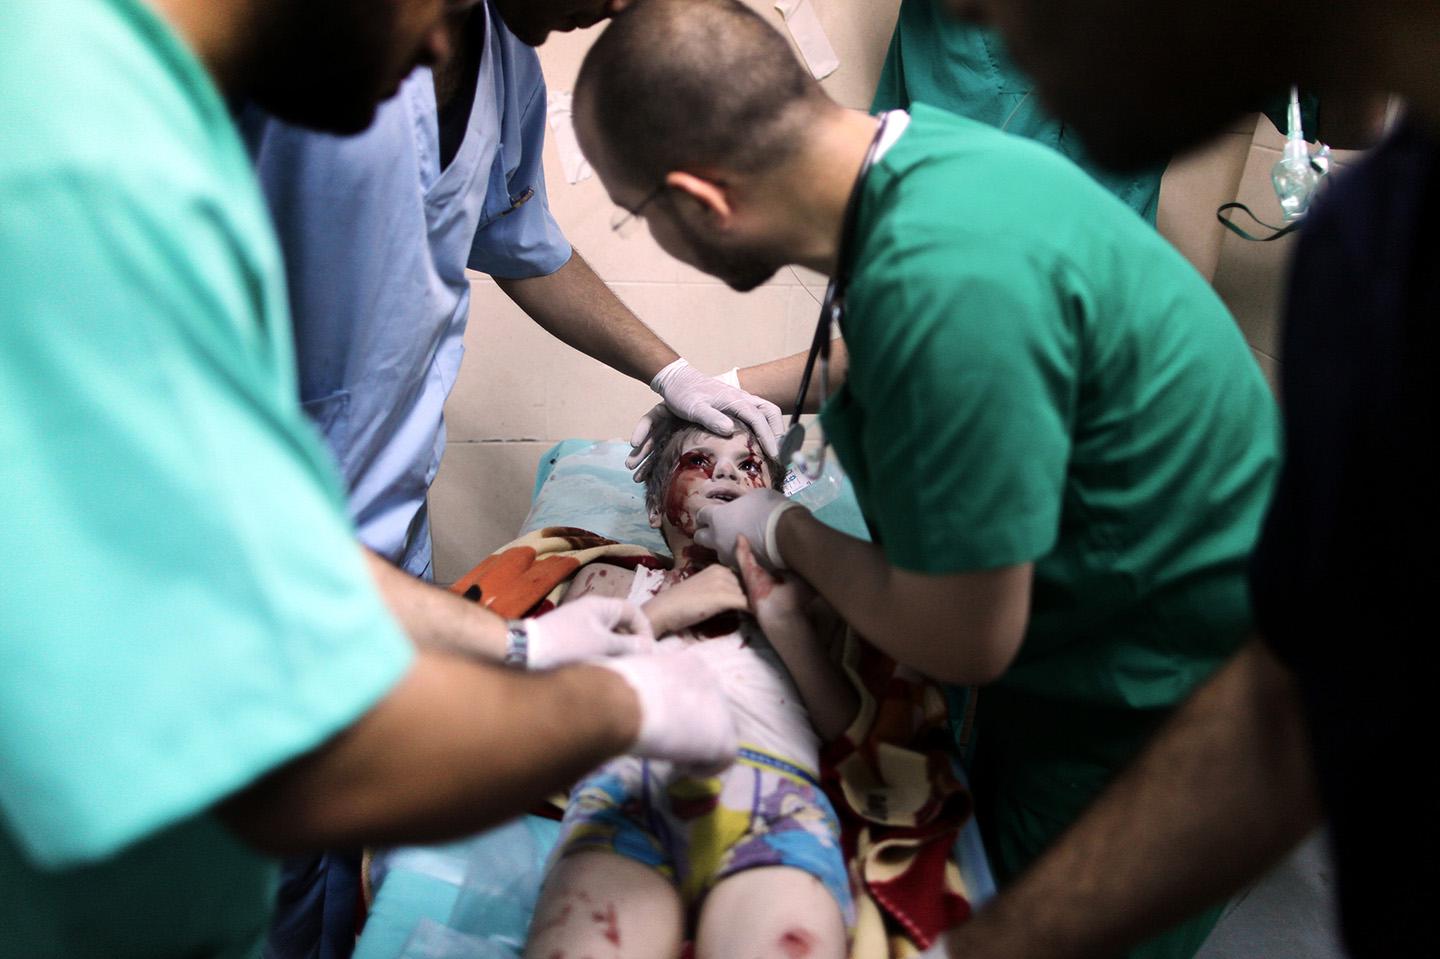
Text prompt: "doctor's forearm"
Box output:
[[776, 511, 1029, 684], [942, 640, 1322, 959], [218, 653, 638, 853], [363, 548, 507, 660], [736, 339, 849, 413], [497, 250, 678, 383]]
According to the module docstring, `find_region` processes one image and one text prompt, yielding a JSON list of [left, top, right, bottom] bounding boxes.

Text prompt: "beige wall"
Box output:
[[429, 0, 1348, 584], [1161, 113, 1370, 392]]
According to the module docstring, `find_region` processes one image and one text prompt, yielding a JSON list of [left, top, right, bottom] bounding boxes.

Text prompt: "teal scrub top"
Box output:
[[821, 104, 1278, 874], [0, 1, 414, 955], [872, 0, 1164, 223]]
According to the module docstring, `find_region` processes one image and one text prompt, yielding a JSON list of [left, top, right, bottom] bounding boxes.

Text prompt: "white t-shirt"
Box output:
[[628, 567, 821, 771]]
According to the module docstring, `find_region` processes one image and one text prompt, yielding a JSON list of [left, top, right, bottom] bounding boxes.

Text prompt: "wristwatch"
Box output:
[[503, 619, 530, 668]]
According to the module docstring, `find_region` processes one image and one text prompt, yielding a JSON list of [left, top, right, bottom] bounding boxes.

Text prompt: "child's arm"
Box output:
[[571, 562, 751, 638], [736, 538, 858, 742], [641, 564, 750, 636]]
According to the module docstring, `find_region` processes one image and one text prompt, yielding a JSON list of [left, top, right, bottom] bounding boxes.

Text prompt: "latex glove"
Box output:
[[624, 402, 679, 482], [522, 596, 654, 670], [596, 643, 744, 770], [627, 360, 784, 481], [694, 488, 805, 569]]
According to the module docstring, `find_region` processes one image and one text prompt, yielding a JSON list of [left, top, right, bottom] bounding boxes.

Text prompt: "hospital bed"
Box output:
[[354, 440, 996, 959]]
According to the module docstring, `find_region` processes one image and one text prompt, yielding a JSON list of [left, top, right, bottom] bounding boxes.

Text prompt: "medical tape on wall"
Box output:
[[775, 0, 840, 80], [547, 90, 593, 185]]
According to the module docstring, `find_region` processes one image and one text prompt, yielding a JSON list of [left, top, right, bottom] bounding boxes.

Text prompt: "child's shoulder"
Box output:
[[564, 562, 639, 602]]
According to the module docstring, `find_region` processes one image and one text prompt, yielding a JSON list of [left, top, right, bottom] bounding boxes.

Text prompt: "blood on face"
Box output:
[[661, 437, 769, 537]]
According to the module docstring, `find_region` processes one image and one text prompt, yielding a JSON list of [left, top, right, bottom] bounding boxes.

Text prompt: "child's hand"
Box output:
[[643, 564, 750, 636], [736, 536, 814, 630]]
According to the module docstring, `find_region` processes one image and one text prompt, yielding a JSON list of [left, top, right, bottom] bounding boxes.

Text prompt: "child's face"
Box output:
[[650, 431, 773, 538]]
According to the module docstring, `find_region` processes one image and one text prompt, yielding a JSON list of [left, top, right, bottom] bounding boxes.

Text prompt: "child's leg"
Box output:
[[694, 866, 847, 959], [525, 850, 685, 959]]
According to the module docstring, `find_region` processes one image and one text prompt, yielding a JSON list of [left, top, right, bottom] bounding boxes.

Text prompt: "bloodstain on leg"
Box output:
[[590, 902, 621, 947], [778, 929, 815, 959]]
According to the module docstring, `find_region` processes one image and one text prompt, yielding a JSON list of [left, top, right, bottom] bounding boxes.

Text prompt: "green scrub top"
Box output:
[[872, 0, 1164, 223], [0, 1, 414, 955], [821, 103, 1277, 904]]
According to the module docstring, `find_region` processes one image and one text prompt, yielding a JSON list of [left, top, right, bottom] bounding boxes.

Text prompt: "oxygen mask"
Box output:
[[1271, 85, 1331, 222]]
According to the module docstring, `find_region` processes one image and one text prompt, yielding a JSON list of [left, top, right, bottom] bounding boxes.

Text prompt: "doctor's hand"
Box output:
[[595, 643, 744, 771], [694, 489, 806, 570], [520, 596, 654, 670], [627, 360, 784, 481]]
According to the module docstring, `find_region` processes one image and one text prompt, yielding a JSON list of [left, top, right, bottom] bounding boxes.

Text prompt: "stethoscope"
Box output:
[[778, 112, 892, 480]]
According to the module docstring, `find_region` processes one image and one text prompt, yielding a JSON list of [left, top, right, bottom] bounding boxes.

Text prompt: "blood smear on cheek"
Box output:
[[743, 437, 768, 489], [663, 453, 711, 536]]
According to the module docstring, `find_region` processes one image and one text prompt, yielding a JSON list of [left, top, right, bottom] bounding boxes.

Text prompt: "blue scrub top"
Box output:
[[244, 0, 572, 579]]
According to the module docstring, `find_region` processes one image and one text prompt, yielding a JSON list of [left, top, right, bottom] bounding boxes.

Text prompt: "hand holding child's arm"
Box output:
[[642, 564, 750, 636], [736, 537, 858, 741]]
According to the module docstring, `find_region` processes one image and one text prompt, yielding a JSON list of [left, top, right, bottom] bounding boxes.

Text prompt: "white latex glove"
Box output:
[[627, 360, 784, 481], [596, 643, 745, 770], [693, 488, 805, 569], [624, 402, 679, 482], [523, 597, 654, 670]]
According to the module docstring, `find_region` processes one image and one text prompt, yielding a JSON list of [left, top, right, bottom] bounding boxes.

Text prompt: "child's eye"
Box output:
[[687, 454, 709, 467], [740, 459, 760, 473]]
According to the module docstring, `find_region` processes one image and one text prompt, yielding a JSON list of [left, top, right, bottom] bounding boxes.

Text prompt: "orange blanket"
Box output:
[[825, 637, 977, 957], [448, 525, 667, 616]]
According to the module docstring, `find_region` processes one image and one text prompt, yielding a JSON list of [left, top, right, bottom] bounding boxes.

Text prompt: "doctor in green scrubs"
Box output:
[[574, 3, 1278, 957], [873, 0, 1164, 221]]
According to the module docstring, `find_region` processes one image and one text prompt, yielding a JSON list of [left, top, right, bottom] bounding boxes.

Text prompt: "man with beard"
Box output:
[[919, 1, 1440, 957], [0, 1, 746, 955], [574, 3, 1281, 956]]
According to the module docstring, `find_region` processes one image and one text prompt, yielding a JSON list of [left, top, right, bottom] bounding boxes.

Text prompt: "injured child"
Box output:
[[524, 421, 860, 959]]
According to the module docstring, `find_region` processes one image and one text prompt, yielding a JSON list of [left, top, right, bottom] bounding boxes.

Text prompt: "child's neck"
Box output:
[[665, 533, 718, 578]]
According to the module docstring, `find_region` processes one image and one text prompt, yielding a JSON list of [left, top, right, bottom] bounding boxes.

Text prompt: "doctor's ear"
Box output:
[[664, 171, 735, 227]]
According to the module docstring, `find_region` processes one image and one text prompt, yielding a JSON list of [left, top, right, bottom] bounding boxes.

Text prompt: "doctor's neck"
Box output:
[[767, 109, 886, 278], [145, 0, 256, 93]]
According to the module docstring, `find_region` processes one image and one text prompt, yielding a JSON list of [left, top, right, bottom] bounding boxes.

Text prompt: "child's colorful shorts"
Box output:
[[553, 746, 855, 929]]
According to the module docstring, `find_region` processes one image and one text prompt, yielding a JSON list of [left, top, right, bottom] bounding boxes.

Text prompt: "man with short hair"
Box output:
[[916, 1, 1439, 957], [573, 3, 1280, 957], [0, 1, 743, 955]]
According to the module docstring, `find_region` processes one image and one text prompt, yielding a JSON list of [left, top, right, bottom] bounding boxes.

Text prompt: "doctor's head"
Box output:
[[574, 0, 839, 292], [241, 0, 460, 134], [244, 0, 628, 135], [494, 0, 638, 47], [945, 0, 1368, 170], [644, 422, 782, 548]]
